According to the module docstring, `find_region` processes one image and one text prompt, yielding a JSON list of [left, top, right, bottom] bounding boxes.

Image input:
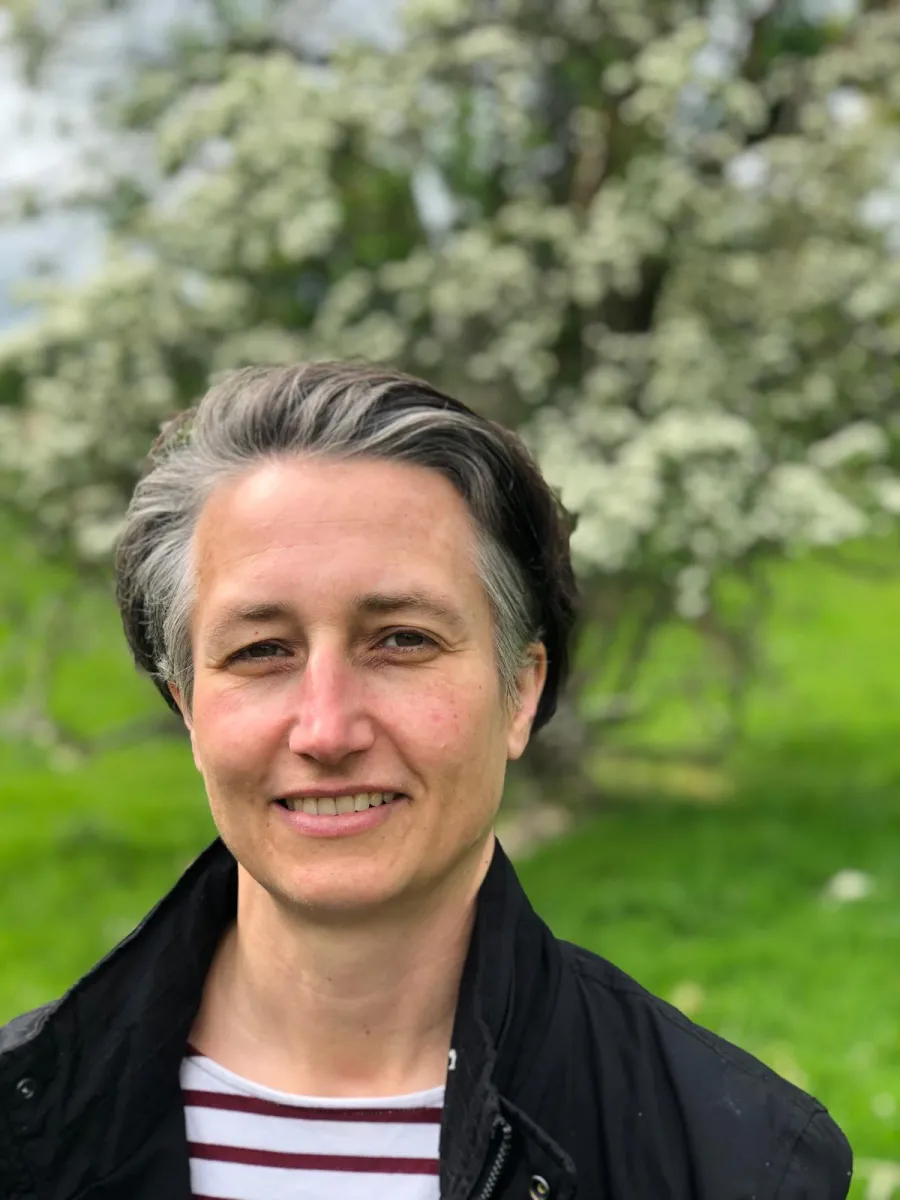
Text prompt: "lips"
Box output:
[[275, 792, 405, 816]]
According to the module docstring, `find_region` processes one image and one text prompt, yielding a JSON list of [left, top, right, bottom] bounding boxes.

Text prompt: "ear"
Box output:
[[167, 682, 202, 773], [506, 643, 548, 761]]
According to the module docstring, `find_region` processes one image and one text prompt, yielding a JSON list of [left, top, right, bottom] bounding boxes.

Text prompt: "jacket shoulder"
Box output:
[[560, 942, 852, 1198], [0, 1002, 55, 1055]]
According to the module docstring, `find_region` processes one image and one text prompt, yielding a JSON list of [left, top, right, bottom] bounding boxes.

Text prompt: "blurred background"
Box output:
[[1, 0, 899, 1192]]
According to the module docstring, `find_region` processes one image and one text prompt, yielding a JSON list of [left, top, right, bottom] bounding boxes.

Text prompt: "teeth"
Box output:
[[282, 793, 398, 815]]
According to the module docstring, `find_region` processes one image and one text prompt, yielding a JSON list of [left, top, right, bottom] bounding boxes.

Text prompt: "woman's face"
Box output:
[[172, 455, 546, 918]]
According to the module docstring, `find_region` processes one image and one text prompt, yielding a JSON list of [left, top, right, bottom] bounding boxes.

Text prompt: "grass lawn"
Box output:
[[1, 541, 899, 1196]]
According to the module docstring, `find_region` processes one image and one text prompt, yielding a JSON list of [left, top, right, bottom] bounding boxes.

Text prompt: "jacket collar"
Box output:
[[3, 836, 569, 1199]]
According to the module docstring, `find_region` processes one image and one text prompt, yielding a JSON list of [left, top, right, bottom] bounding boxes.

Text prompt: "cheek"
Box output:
[[392, 674, 502, 775], [191, 686, 281, 787]]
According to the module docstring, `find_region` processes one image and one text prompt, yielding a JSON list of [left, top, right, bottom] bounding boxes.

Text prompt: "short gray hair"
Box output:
[[116, 362, 578, 732]]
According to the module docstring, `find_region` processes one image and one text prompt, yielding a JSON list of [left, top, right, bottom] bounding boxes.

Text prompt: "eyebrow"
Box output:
[[354, 591, 468, 634], [204, 602, 294, 653], [204, 591, 468, 650]]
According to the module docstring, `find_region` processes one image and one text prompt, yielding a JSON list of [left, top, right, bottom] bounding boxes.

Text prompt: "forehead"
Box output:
[[191, 455, 484, 613]]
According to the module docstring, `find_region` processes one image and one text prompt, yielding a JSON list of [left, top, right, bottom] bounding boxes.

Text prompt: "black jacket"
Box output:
[[0, 838, 852, 1200]]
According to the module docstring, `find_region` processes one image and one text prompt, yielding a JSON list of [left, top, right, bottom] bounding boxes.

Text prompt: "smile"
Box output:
[[275, 793, 405, 815]]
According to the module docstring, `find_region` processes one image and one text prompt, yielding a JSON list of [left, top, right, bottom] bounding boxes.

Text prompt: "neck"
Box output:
[[190, 836, 495, 1098]]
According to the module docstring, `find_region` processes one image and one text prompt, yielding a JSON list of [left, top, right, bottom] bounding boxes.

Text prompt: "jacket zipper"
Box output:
[[476, 1115, 513, 1200]]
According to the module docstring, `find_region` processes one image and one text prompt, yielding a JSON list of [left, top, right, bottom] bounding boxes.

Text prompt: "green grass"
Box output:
[[1, 544, 899, 1196]]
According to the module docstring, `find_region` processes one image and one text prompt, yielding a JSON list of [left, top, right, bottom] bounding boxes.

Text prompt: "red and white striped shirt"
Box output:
[[180, 1044, 443, 1200]]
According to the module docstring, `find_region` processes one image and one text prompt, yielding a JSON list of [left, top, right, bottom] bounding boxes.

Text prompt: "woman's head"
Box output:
[[114, 362, 579, 915]]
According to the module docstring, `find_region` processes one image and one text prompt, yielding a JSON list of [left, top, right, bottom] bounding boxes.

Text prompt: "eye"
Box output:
[[380, 630, 438, 652], [230, 641, 289, 662]]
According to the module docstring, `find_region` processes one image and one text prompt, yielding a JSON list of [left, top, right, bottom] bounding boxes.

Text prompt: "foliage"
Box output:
[[1, 0, 900, 779]]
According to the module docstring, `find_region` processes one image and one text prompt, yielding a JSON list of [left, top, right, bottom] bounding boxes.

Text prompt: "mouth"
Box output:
[[275, 792, 407, 816]]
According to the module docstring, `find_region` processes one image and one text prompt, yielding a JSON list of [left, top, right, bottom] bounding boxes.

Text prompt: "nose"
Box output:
[[286, 646, 376, 766]]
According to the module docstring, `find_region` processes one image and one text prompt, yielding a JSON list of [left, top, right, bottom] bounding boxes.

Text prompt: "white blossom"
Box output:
[[0, 0, 898, 617], [822, 869, 875, 904]]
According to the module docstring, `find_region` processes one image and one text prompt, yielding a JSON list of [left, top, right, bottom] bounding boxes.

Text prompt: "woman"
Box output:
[[0, 361, 851, 1199]]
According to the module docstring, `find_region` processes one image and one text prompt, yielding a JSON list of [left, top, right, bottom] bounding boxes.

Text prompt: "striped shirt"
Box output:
[[180, 1044, 443, 1199]]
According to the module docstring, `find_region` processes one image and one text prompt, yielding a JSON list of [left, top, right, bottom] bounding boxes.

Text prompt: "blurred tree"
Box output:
[[1, 0, 900, 795]]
